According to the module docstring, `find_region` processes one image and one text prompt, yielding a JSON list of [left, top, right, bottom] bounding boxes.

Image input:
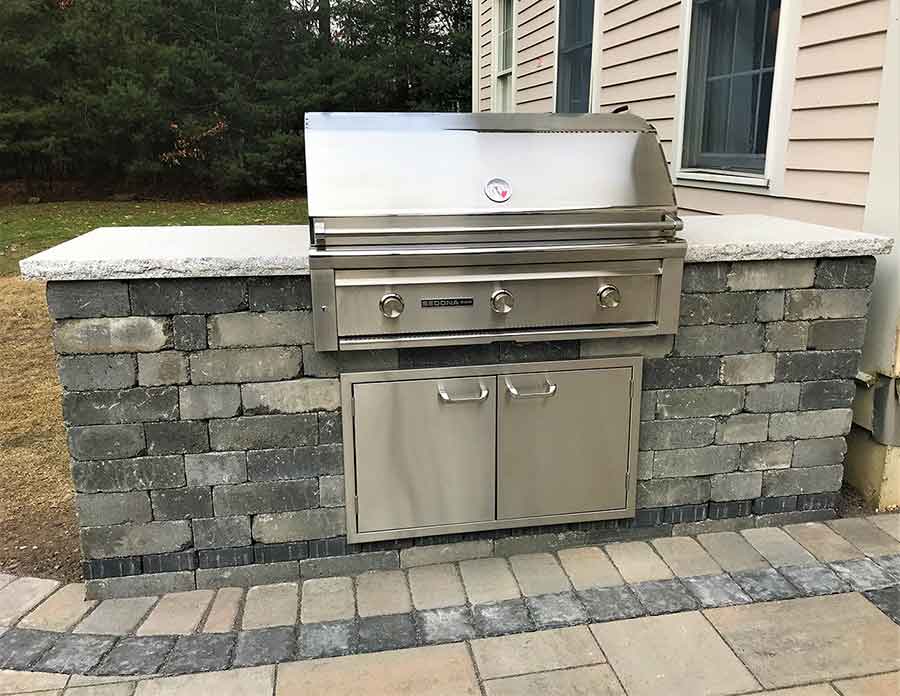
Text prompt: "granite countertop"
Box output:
[[18, 215, 893, 281]]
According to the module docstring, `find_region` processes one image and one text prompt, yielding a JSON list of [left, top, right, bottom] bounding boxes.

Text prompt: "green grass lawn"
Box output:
[[0, 198, 309, 276]]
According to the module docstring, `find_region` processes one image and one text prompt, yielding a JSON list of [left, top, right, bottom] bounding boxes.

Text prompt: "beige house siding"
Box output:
[[600, 0, 682, 164], [472, 0, 891, 230], [479, 0, 493, 112], [779, 0, 890, 212], [516, 0, 557, 111]]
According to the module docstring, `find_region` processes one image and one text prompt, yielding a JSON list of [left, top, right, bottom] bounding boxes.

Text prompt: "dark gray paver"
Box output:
[[416, 606, 477, 645], [730, 568, 799, 602], [357, 613, 417, 653], [93, 636, 175, 676], [780, 564, 848, 596], [35, 634, 117, 673], [163, 633, 235, 674], [0, 628, 58, 670], [525, 592, 588, 630], [830, 558, 896, 591], [577, 585, 645, 623], [863, 586, 900, 625], [630, 579, 698, 615], [681, 574, 752, 608], [298, 621, 355, 659], [472, 598, 535, 637], [232, 627, 296, 667], [874, 554, 900, 581]]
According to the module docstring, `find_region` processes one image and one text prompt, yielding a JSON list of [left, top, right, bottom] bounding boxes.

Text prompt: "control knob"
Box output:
[[597, 284, 621, 309], [379, 293, 404, 319], [491, 289, 515, 314]]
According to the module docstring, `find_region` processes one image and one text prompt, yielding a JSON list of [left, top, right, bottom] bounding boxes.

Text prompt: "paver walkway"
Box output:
[[0, 514, 897, 693], [0, 593, 898, 694]]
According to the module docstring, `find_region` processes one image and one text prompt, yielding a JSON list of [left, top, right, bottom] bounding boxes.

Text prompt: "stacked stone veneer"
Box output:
[[44, 256, 875, 599]]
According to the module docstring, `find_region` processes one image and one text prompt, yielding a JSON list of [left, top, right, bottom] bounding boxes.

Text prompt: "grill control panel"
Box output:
[[309, 246, 685, 351], [377, 284, 626, 319]]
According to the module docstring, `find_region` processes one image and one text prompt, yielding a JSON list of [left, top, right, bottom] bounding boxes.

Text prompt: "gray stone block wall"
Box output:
[[45, 257, 875, 598], [637, 256, 871, 520], [49, 277, 350, 597]]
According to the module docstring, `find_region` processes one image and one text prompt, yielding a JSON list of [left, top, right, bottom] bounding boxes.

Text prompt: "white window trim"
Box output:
[[589, 1, 604, 113], [671, 0, 801, 194], [551, 0, 561, 111], [552, 0, 603, 113], [492, 0, 517, 112]]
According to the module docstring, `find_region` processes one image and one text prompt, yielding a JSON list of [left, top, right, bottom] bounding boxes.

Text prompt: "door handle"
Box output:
[[437, 383, 490, 403], [504, 377, 558, 399]]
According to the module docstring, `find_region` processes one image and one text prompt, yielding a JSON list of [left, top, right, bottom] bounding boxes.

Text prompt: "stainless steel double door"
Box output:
[[350, 360, 637, 538]]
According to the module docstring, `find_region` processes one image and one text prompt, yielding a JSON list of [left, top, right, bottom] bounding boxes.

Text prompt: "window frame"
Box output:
[[493, 0, 516, 112], [673, 0, 799, 192]]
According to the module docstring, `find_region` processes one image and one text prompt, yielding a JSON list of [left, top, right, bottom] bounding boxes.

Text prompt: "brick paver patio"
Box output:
[[0, 514, 897, 694]]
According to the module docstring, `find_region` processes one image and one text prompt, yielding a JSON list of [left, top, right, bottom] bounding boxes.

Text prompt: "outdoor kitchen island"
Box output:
[[19, 214, 893, 600]]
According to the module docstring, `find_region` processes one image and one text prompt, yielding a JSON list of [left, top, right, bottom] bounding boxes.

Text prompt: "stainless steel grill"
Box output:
[[304, 112, 686, 352]]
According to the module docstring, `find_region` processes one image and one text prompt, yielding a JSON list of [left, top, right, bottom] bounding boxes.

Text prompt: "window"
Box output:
[[496, 0, 514, 112], [557, 0, 595, 113], [683, 0, 780, 174]]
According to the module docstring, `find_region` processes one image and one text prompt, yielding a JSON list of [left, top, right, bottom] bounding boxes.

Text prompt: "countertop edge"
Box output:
[[683, 236, 894, 263], [17, 218, 895, 281], [19, 256, 312, 281]]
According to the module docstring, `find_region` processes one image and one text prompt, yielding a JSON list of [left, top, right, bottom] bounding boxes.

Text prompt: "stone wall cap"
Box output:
[[680, 215, 893, 263], [19, 225, 311, 280], [18, 215, 893, 280]]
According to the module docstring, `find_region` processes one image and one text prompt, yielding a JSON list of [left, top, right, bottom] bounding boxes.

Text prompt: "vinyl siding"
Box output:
[[604, 0, 680, 28], [792, 69, 884, 109], [515, 0, 556, 111], [602, 28, 680, 66], [599, 0, 682, 165], [785, 139, 874, 172], [479, 0, 493, 112], [471, 0, 889, 230], [798, 0, 889, 45], [782, 0, 890, 211], [602, 4, 682, 47], [795, 32, 886, 76], [676, 186, 866, 229]]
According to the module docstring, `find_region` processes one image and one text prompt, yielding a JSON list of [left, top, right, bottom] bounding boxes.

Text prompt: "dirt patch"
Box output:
[[837, 481, 878, 518], [0, 277, 80, 582]]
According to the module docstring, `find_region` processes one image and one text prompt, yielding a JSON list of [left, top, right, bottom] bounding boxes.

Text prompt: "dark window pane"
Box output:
[[575, 0, 593, 45], [763, 2, 780, 67], [733, 0, 765, 72], [755, 71, 774, 153], [558, 46, 591, 113], [498, 0, 513, 72], [557, 0, 594, 113], [707, 0, 737, 76], [702, 78, 729, 153], [726, 73, 757, 154]]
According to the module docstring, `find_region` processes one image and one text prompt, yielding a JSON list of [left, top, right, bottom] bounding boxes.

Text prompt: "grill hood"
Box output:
[[304, 112, 681, 248]]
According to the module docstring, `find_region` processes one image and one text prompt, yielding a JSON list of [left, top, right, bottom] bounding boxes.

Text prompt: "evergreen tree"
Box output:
[[0, 0, 472, 197]]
